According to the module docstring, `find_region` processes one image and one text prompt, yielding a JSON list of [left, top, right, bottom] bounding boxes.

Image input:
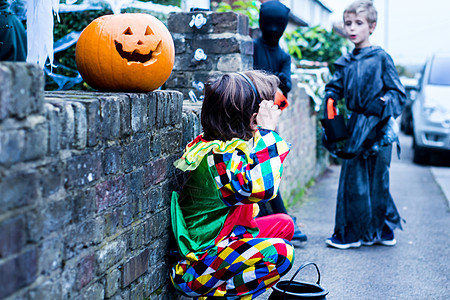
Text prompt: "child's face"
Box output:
[[344, 12, 376, 48]]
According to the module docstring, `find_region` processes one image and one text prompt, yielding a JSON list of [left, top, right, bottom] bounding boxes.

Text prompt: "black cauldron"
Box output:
[[268, 262, 328, 300]]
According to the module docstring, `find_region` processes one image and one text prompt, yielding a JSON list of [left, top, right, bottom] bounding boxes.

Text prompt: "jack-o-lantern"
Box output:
[[76, 13, 175, 92]]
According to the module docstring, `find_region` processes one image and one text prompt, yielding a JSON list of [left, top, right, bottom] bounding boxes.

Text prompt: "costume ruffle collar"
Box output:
[[174, 133, 253, 172]]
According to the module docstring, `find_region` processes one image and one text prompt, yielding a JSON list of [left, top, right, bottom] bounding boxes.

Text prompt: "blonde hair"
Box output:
[[344, 0, 377, 24]]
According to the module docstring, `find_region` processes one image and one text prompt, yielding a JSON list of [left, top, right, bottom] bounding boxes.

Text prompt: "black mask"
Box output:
[[259, 1, 290, 46]]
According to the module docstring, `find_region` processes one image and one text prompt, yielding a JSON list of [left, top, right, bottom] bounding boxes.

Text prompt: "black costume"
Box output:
[[253, 0, 291, 97], [324, 46, 406, 243], [252, 1, 306, 242], [0, 0, 26, 61]]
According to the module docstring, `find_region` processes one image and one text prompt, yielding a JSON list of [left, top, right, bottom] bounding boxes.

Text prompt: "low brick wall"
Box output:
[[0, 62, 185, 299], [278, 74, 323, 205], [0, 62, 325, 299]]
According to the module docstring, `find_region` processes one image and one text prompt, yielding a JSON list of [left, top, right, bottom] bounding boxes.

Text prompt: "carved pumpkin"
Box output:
[[76, 13, 175, 92]]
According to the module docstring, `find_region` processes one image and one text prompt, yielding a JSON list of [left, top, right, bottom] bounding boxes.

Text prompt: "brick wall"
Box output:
[[0, 62, 186, 300], [277, 75, 324, 204], [166, 11, 253, 99]]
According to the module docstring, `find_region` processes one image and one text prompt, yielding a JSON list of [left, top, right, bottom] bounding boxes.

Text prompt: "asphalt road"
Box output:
[[263, 133, 450, 300]]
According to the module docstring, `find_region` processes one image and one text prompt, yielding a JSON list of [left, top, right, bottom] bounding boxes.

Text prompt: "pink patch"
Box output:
[[216, 162, 227, 175], [256, 148, 270, 163], [279, 151, 288, 162], [236, 173, 245, 186]]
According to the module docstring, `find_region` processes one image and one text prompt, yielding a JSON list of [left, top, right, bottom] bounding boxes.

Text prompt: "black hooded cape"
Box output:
[[324, 46, 406, 242]]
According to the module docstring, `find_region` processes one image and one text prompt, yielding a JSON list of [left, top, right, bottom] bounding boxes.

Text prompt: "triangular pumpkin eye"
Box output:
[[123, 27, 133, 35], [145, 26, 154, 35]]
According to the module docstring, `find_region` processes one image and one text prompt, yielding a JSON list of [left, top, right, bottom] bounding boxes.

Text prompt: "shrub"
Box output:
[[284, 25, 349, 74]]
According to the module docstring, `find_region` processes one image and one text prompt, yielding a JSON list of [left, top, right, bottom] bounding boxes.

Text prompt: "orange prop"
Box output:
[[274, 89, 289, 110], [327, 98, 337, 119]]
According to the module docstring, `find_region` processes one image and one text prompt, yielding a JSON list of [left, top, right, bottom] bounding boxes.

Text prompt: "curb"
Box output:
[[430, 167, 450, 208]]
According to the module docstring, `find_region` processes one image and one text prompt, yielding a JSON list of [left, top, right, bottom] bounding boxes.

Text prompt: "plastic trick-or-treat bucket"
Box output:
[[268, 262, 329, 300], [320, 115, 348, 143]]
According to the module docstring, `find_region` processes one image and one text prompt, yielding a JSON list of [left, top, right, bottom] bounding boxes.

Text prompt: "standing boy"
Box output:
[[323, 0, 406, 249]]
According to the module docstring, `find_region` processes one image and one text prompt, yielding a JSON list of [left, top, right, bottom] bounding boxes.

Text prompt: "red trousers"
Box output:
[[255, 213, 294, 241]]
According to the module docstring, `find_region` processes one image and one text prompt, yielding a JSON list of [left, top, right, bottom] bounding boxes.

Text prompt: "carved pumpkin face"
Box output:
[[76, 13, 175, 92]]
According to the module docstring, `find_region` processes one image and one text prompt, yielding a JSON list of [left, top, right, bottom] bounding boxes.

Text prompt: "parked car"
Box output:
[[411, 53, 450, 164], [399, 76, 419, 135]]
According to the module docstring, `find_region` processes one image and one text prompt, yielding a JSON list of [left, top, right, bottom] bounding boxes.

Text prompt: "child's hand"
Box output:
[[256, 100, 281, 131], [252, 203, 260, 218]]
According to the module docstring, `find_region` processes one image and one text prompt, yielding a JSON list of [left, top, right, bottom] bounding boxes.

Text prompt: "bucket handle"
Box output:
[[283, 262, 321, 297]]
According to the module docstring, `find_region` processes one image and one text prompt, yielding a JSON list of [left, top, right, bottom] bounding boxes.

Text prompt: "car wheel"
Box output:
[[404, 116, 413, 135], [400, 115, 407, 132], [412, 136, 429, 164]]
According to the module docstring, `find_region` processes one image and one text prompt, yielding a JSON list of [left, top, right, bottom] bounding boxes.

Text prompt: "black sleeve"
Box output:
[[277, 53, 292, 96], [379, 53, 406, 119], [324, 55, 347, 102], [324, 65, 345, 118]]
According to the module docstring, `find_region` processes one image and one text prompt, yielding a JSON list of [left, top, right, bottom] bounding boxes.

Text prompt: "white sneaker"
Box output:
[[325, 235, 361, 249]]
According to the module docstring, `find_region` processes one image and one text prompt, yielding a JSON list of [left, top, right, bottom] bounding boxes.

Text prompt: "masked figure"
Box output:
[[253, 0, 291, 97]]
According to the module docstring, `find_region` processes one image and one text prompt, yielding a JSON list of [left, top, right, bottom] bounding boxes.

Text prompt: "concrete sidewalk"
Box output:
[[260, 137, 450, 299]]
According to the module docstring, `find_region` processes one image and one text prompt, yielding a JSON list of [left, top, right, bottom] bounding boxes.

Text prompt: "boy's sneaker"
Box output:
[[325, 234, 361, 249], [291, 216, 307, 242], [378, 228, 397, 246], [361, 239, 375, 246], [363, 228, 397, 246]]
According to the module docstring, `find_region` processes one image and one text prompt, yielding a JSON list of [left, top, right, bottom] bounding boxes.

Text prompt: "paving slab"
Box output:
[[259, 133, 450, 299]]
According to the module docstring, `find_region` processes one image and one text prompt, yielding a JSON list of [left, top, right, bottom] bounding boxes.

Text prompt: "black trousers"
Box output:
[[258, 193, 288, 217]]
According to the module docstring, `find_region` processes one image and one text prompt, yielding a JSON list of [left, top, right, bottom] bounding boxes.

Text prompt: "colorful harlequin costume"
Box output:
[[170, 128, 295, 299]]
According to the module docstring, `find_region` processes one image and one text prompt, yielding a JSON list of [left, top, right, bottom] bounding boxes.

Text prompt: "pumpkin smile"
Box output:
[[114, 40, 162, 65]]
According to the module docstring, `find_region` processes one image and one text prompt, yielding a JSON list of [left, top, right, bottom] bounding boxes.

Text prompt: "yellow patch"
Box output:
[[264, 274, 280, 286], [252, 177, 265, 193], [197, 274, 212, 285], [218, 246, 235, 260], [276, 140, 289, 153], [175, 264, 185, 275], [213, 289, 227, 297], [186, 252, 198, 261], [253, 240, 273, 251]]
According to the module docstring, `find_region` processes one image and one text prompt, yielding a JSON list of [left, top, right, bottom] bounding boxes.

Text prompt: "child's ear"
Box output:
[[369, 22, 377, 34], [250, 112, 258, 131]]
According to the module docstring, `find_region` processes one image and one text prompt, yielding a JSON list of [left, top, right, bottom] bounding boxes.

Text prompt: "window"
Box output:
[[428, 56, 450, 85]]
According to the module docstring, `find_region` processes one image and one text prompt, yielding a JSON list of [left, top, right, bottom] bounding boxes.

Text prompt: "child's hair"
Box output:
[[344, 0, 377, 24], [201, 70, 279, 141]]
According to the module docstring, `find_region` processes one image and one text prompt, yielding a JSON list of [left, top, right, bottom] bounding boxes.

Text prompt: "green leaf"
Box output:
[[233, 0, 246, 6]]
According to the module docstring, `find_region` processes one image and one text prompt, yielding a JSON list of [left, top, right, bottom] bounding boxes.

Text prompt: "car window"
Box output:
[[428, 56, 450, 85]]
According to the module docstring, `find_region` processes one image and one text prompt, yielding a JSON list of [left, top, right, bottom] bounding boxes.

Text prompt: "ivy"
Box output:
[[213, 0, 260, 28], [284, 25, 349, 74]]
